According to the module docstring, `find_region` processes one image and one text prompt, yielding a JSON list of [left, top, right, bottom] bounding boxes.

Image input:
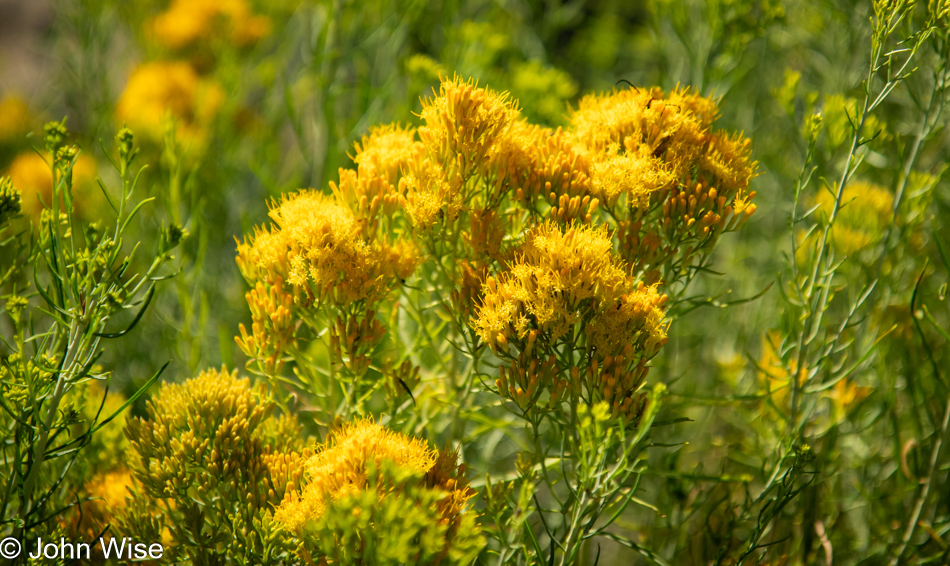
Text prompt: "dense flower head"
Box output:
[[402, 156, 463, 229], [473, 222, 669, 421], [236, 190, 418, 306], [473, 222, 629, 348], [125, 367, 294, 510], [274, 420, 479, 562], [3, 151, 98, 223], [418, 75, 520, 178], [586, 281, 668, 359], [149, 0, 271, 50], [275, 419, 437, 530], [491, 121, 600, 223], [116, 61, 223, 146], [569, 85, 754, 212], [351, 123, 424, 186]]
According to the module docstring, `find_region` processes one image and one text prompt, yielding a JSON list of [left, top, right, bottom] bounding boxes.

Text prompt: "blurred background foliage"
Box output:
[[1, 0, 949, 563]]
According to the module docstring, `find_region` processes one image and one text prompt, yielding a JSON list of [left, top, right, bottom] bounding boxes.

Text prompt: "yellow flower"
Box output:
[[757, 330, 807, 409], [585, 281, 669, 359], [402, 156, 462, 229], [0, 95, 32, 144], [0, 176, 21, 225], [700, 131, 757, 194], [125, 367, 283, 507], [572, 86, 756, 209], [823, 94, 886, 149], [149, 0, 271, 50], [474, 222, 669, 420], [237, 190, 418, 306], [490, 121, 600, 223], [418, 76, 520, 179], [85, 469, 135, 511], [590, 144, 672, 210], [825, 378, 871, 423], [116, 61, 223, 148], [3, 151, 98, 223], [474, 222, 629, 348], [351, 123, 424, 186], [275, 419, 472, 532]]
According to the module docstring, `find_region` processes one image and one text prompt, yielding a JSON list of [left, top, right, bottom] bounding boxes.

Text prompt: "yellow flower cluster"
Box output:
[[236, 190, 418, 307], [418, 76, 519, 180], [275, 419, 474, 532], [351, 123, 425, 187], [0, 176, 21, 226], [70, 469, 136, 539], [125, 367, 300, 510], [569, 86, 757, 281], [332, 124, 422, 234], [231, 75, 756, 425], [493, 122, 600, 223], [473, 222, 668, 420], [235, 278, 295, 376], [475, 222, 627, 346], [116, 61, 223, 147], [149, 0, 271, 50]]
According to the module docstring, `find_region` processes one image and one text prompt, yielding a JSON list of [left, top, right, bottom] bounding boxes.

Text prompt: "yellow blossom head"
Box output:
[[351, 123, 424, 186], [149, 0, 271, 50], [236, 190, 418, 306], [275, 419, 437, 531], [116, 61, 223, 148], [418, 76, 520, 178], [474, 221, 628, 348]]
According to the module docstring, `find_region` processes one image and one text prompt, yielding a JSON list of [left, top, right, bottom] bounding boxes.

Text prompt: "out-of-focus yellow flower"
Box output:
[[275, 419, 472, 532], [116, 61, 223, 148], [149, 0, 271, 50], [0, 95, 32, 144], [509, 60, 578, 125], [86, 469, 134, 511], [757, 330, 807, 409], [813, 180, 893, 256], [68, 468, 136, 539], [3, 151, 98, 223], [825, 377, 871, 423], [823, 94, 886, 149]]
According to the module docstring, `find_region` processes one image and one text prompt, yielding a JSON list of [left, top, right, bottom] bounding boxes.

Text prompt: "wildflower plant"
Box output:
[[4, 1, 950, 564], [0, 124, 181, 551], [228, 73, 757, 564]]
